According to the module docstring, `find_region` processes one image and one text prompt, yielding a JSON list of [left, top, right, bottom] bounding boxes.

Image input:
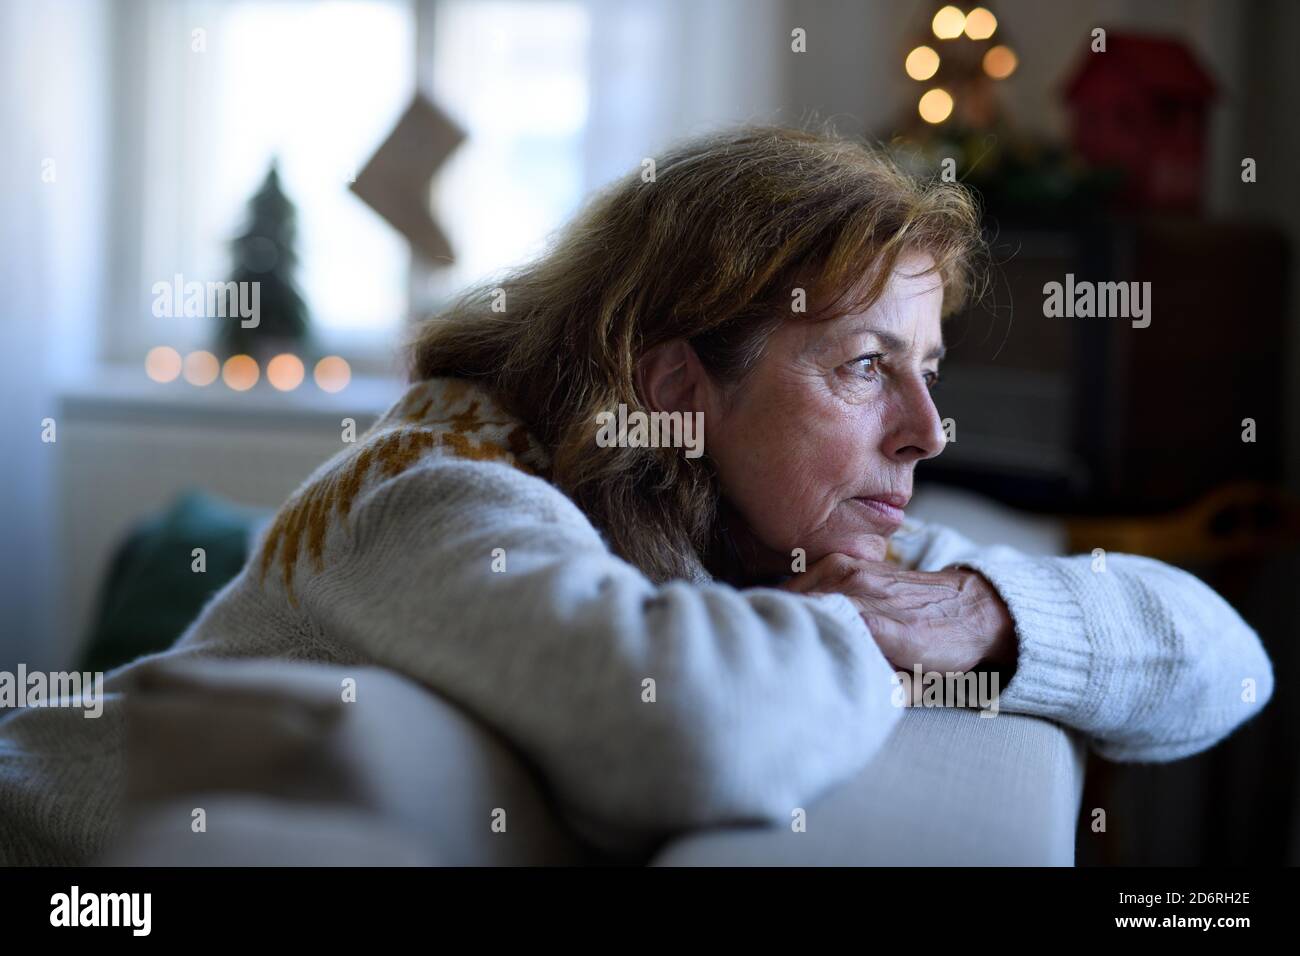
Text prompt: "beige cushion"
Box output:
[[104, 656, 595, 865], [650, 708, 1086, 866]]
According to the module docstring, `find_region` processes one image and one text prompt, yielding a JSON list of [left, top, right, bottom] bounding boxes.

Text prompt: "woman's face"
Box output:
[[702, 253, 948, 577]]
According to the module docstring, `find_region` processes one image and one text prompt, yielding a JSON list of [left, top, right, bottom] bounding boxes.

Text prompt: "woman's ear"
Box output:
[[635, 339, 712, 415]]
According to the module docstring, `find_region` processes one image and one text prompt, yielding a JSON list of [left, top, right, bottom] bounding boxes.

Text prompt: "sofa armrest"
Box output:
[[102, 656, 597, 865], [649, 708, 1087, 866]]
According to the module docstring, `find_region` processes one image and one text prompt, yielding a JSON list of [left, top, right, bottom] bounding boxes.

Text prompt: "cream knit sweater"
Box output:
[[0, 377, 1276, 862]]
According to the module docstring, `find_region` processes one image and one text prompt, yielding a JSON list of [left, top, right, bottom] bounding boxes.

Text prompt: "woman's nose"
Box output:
[[885, 377, 946, 464]]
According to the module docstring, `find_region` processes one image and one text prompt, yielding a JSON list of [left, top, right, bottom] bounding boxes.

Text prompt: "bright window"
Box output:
[[113, 0, 749, 372], [132, 0, 416, 359]]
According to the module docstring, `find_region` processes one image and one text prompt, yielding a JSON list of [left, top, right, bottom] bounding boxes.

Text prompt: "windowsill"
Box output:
[[58, 363, 406, 429]]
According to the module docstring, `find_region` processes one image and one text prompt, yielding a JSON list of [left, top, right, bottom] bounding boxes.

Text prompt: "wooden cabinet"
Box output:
[[924, 216, 1289, 516]]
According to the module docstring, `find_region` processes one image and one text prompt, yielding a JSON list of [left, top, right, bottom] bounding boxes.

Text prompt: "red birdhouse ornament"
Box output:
[[1063, 33, 1217, 212]]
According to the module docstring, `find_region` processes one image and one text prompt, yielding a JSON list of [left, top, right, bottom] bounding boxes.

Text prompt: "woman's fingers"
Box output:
[[779, 551, 1012, 673]]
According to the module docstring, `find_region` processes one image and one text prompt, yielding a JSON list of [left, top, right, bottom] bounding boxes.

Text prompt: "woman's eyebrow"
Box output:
[[816, 323, 946, 362]]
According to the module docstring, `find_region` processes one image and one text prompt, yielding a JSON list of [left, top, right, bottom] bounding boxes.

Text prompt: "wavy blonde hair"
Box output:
[[407, 125, 984, 583]]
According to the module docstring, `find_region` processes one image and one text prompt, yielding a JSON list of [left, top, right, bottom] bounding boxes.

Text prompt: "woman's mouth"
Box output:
[[850, 495, 908, 531]]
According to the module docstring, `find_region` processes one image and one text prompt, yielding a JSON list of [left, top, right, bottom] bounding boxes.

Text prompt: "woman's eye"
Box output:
[[848, 353, 882, 378]]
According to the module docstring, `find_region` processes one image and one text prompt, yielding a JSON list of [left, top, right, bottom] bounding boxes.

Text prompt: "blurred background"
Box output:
[[2, 0, 1297, 866]]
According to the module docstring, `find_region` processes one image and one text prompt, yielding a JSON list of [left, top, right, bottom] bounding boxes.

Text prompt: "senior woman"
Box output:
[[0, 126, 1274, 863]]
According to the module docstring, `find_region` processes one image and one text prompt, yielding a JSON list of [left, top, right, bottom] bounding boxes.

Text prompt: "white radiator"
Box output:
[[54, 370, 401, 669]]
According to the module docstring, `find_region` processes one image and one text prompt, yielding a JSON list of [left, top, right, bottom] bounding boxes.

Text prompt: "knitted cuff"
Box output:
[[948, 555, 1097, 726]]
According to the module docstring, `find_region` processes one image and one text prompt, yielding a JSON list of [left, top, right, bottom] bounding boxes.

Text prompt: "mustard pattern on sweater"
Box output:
[[257, 377, 551, 605]]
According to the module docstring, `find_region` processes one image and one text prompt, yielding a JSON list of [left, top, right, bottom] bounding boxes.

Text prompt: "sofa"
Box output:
[[79, 484, 1085, 866], [100, 654, 1086, 866]]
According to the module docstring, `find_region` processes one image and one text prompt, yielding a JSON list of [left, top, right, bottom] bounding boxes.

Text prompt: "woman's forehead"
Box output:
[[804, 277, 946, 360], [824, 315, 945, 358]]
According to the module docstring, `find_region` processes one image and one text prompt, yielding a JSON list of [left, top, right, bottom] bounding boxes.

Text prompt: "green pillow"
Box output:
[[78, 491, 268, 674]]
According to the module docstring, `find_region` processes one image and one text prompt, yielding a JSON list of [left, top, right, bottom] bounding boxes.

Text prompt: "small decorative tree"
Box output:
[[217, 160, 311, 359]]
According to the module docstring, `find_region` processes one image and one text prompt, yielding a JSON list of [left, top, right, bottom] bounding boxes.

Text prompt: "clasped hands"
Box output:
[[779, 553, 1017, 675]]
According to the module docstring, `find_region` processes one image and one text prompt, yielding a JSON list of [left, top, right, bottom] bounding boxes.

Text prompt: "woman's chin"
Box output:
[[814, 534, 891, 564]]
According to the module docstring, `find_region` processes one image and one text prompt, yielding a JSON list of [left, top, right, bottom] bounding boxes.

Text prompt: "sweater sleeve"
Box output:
[[297, 457, 902, 855], [900, 521, 1274, 763]]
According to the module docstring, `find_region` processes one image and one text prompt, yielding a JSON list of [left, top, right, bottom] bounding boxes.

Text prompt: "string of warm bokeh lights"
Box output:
[[145, 346, 351, 393], [907, 5, 1017, 124]]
